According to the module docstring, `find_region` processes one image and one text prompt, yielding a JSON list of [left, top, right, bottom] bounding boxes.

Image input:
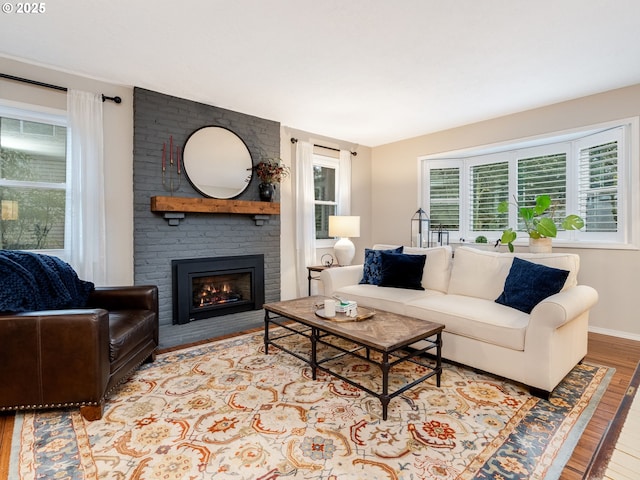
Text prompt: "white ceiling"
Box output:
[[2, 0, 640, 147]]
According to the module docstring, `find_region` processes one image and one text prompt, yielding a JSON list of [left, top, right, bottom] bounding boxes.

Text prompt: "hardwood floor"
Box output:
[[0, 331, 638, 479], [563, 333, 640, 480]]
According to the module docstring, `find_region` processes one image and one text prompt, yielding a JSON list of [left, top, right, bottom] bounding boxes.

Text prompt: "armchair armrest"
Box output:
[[0, 309, 111, 409], [320, 265, 364, 295], [87, 285, 158, 313]]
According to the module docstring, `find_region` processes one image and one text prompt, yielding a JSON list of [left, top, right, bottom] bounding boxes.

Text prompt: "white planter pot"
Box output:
[[529, 237, 552, 253]]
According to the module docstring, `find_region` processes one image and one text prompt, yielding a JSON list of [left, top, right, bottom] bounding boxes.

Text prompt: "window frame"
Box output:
[[0, 100, 69, 257], [313, 152, 341, 248], [419, 117, 640, 250]]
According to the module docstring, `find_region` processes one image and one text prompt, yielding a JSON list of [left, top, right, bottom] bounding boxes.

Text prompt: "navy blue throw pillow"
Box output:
[[360, 246, 403, 285], [378, 251, 426, 290], [495, 257, 569, 314]]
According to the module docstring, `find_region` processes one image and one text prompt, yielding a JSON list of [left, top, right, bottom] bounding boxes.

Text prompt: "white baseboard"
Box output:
[[588, 325, 640, 342]]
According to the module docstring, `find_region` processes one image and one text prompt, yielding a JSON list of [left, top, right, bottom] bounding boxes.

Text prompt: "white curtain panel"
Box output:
[[294, 140, 316, 297], [338, 149, 352, 215], [66, 90, 107, 284]]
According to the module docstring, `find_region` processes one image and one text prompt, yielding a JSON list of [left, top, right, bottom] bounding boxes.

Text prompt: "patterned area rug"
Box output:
[[10, 330, 612, 480]]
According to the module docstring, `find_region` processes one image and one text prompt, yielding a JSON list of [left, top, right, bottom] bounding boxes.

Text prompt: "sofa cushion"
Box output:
[[495, 257, 569, 313], [373, 244, 452, 293], [332, 283, 443, 314], [360, 246, 403, 285], [447, 246, 579, 300], [379, 251, 426, 290], [405, 295, 529, 351]]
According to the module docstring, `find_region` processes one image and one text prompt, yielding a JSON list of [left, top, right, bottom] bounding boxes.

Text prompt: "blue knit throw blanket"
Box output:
[[0, 250, 95, 312]]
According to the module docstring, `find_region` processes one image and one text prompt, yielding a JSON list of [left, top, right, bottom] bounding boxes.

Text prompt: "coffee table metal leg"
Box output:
[[264, 310, 270, 355], [436, 332, 442, 387], [381, 351, 390, 420], [311, 327, 318, 380]]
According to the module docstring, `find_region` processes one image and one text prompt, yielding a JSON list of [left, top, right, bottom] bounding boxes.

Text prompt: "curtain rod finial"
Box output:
[[101, 94, 122, 104]]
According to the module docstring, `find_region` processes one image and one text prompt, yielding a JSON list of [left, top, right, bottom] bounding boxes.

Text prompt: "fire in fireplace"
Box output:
[[172, 255, 265, 325], [192, 273, 248, 308]]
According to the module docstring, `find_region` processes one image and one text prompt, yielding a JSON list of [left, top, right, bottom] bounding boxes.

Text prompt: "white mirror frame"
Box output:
[[182, 126, 253, 199]]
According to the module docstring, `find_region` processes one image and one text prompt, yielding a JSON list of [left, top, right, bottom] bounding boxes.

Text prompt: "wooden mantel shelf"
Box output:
[[150, 196, 280, 225]]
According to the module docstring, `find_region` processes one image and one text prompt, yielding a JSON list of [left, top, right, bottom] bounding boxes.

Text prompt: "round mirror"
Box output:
[[182, 126, 253, 199]]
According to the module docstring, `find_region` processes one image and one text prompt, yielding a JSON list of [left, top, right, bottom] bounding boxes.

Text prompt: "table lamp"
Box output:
[[329, 215, 360, 265]]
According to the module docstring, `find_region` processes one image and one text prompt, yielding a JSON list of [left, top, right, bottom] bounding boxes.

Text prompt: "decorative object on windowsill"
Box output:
[[321, 253, 334, 267], [430, 224, 450, 246], [250, 158, 290, 202], [498, 194, 584, 253], [161, 135, 181, 194], [328, 215, 360, 266], [411, 208, 431, 248]]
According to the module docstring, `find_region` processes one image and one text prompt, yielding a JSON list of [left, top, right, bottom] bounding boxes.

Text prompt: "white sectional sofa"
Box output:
[[320, 244, 599, 397]]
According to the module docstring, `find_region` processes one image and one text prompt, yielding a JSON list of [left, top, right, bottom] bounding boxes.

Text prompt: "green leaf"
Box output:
[[534, 195, 552, 215], [500, 229, 517, 244], [536, 217, 557, 237], [519, 207, 535, 222], [497, 201, 510, 214], [562, 214, 584, 231]]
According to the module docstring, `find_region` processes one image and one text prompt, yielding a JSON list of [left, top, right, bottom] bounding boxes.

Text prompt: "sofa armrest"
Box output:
[[320, 265, 364, 294], [529, 285, 599, 330], [87, 285, 158, 313]]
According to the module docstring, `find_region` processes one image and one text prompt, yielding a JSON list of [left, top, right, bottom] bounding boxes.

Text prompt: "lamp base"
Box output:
[[334, 237, 355, 266]]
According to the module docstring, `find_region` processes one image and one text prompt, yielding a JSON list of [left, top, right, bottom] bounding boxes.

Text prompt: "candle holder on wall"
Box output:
[[162, 135, 181, 194]]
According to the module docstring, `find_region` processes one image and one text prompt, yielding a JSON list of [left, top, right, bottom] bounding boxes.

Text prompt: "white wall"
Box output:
[[0, 57, 134, 285], [370, 84, 640, 340]]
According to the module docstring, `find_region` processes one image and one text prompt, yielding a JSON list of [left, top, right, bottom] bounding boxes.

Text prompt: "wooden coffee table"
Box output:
[[263, 296, 444, 420]]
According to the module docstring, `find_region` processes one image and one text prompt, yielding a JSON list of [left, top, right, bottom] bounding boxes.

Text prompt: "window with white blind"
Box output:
[[469, 159, 509, 231], [429, 166, 460, 230], [420, 119, 637, 248]]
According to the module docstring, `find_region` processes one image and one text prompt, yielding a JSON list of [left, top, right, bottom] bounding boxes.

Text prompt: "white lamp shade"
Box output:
[[328, 216, 360, 238]]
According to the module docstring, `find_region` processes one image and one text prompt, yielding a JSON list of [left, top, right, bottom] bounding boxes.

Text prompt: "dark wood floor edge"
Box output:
[[0, 414, 16, 480], [583, 360, 640, 479]]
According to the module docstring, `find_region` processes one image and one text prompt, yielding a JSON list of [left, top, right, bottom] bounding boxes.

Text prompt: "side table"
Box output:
[[307, 265, 332, 296]]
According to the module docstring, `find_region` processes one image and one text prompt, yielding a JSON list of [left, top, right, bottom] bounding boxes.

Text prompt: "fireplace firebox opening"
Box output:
[[172, 255, 265, 325]]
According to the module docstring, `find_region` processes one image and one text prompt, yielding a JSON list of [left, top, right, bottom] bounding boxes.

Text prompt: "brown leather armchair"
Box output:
[[0, 285, 158, 421]]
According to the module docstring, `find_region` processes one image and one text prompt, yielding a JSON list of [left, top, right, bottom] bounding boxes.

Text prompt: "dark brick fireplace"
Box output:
[[132, 88, 281, 348]]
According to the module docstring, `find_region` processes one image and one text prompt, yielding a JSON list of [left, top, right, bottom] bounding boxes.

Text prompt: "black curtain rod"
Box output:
[[290, 137, 357, 156], [0, 73, 122, 104]]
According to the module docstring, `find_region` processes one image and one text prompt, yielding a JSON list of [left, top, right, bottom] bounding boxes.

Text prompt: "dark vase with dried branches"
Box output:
[[251, 158, 290, 202]]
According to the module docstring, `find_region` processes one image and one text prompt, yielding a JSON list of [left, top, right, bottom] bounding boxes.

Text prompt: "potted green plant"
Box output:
[[497, 194, 584, 252]]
